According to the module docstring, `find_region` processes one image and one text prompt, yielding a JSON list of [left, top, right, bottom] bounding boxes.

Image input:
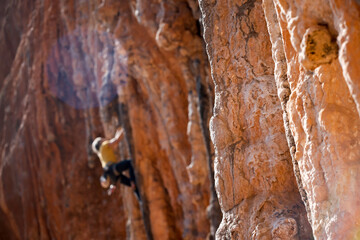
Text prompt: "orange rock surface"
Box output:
[[199, 0, 312, 238], [0, 0, 220, 239], [264, 0, 360, 238], [2, 0, 360, 239]]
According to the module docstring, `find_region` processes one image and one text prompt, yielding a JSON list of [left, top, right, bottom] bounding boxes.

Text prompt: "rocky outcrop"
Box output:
[[262, 0, 360, 239], [199, 0, 360, 239], [2, 0, 360, 239], [199, 0, 312, 239], [109, 1, 221, 239], [0, 1, 127, 239], [0, 0, 220, 239]]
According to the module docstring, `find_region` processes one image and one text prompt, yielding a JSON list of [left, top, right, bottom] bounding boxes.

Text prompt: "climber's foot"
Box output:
[[107, 185, 116, 196]]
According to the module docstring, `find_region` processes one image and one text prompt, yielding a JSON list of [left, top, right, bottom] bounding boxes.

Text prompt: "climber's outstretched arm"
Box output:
[[109, 127, 124, 149]]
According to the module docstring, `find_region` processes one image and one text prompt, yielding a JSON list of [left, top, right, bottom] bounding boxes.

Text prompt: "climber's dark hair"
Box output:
[[92, 137, 103, 153], [95, 141, 102, 151]]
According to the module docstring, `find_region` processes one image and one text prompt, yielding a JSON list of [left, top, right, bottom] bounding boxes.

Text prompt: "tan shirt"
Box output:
[[98, 140, 117, 168]]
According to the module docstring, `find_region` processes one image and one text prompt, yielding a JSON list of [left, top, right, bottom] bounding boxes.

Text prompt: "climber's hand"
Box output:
[[109, 127, 124, 147], [115, 128, 124, 138]]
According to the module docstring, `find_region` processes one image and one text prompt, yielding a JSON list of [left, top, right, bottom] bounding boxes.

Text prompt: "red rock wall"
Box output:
[[0, 0, 220, 239], [199, 0, 360, 239], [198, 0, 312, 239], [263, 0, 360, 239], [2, 0, 360, 239], [0, 0, 127, 239]]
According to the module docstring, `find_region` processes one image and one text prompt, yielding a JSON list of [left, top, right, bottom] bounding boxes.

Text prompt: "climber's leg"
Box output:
[[118, 173, 132, 186], [102, 165, 118, 185], [127, 162, 136, 183], [113, 160, 140, 200], [113, 160, 135, 181]]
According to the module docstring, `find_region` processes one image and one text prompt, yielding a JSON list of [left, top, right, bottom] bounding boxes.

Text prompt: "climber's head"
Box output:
[[92, 137, 103, 154]]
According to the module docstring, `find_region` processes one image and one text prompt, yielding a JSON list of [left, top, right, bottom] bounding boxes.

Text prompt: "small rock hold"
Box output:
[[278, 87, 290, 101], [5, 106, 11, 113], [290, 146, 296, 156], [88, 159, 95, 169], [272, 218, 298, 240], [47, 132, 56, 142], [299, 26, 338, 71], [155, 23, 181, 51]]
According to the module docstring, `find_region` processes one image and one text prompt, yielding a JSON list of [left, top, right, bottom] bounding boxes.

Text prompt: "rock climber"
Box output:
[[92, 127, 139, 198]]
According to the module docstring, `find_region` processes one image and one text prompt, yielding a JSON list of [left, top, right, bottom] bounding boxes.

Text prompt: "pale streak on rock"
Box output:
[[262, 0, 312, 228], [328, 0, 360, 119], [271, 0, 360, 238], [199, 0, 312, 239]]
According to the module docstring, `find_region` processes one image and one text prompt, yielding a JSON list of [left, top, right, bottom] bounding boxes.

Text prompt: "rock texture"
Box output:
[[199, 0, 312, 239], [262, 0, 360, 239], [200, 0, 360, 238], [2, 0, 360, 239], [0, 1, 126, 239], [0, 0, 220, 239]]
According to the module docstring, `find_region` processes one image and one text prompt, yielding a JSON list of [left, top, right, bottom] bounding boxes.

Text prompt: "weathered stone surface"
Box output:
[[299, 26, 338, 71], [264, 0, 360, 239], [199, 0, 312, 239], [3, 0, 360, 239], [0, 0, 219, 239], [0, 0, 127, 239]]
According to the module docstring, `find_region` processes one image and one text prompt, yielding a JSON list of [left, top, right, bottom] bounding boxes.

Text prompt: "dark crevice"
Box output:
[[235, 0, 256, 19], [195, 19, 203, 38], [195, 70, 222, 236], [261, 0, 312, 233], [118, 77, 154, 240], [283, 109, 311, 224]]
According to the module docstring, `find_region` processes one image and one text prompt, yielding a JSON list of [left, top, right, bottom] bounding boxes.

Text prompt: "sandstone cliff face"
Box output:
[[0, 0, 220, 239], [262, 0, 360, 239], [199, 0, 360, 239], [0, 1, 126, 239], [199, 0, 312, 239], [2, 0, 360, 239]]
